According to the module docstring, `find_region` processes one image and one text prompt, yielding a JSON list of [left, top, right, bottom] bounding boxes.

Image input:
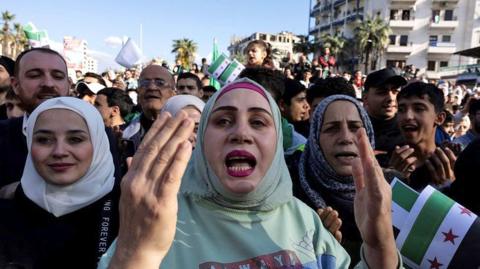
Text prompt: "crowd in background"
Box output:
[[0, 37, 479, 268]]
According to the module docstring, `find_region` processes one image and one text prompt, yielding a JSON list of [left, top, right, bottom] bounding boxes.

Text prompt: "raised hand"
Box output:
[[352, 128, 398, 269], [317, 207, 342, 242], [108, 111, 194, 269], [389, 145, 417, 178]]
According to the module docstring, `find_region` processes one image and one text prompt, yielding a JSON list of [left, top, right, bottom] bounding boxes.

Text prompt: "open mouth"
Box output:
[[334, 151, 358, 163], [225, 150, 257, 177], [401, 124, 419, 133]]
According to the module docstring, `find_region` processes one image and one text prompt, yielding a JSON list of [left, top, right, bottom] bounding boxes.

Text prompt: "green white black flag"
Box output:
[[391, 179, 480, 268]]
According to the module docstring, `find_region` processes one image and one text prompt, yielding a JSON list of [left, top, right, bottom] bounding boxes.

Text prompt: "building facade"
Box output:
[[309, 0, 480, 79], [228, 32, 303, 66], [63, 36, 98, 78]]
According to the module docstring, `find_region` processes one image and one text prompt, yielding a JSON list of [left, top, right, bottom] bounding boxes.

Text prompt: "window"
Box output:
[[390, 9, 398, 20], [389, 35, 396, 45], [400, 35, 408, 46], [440, 61, 449, 68], [442, 35, 451, 42], [432, 10, 440, 23], [270, 35, 277, 42], [429, 35, 438, 46], [444, 10, 453, 21], [402, 10, 410, 20], [259, 34, 267, 40], [427, 61, 436, 71]]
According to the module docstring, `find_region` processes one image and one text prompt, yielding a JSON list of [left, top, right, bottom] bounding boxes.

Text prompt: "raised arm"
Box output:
[[352, 128, 399, 269], [108, 111, 194, 269]]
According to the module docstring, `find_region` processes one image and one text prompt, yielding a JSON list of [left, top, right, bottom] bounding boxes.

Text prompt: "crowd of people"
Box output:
[[0, 38, 479, 268]]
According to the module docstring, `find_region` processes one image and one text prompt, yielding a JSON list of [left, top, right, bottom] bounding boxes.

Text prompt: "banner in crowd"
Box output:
[[207, 53, 244, 86], [391, 178, 480, 268], [23, 22, 49, 48], [63, 37, 84, 71]]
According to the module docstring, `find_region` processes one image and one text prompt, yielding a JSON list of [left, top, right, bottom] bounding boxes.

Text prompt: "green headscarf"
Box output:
[[180, 78, 293, 211]]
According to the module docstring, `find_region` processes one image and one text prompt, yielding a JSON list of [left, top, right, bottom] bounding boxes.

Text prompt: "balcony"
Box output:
[[428, 42, 456, 54], [310, 2, 321, 17], [334, 0, 346, 7], [387, 45, 414, 54], [391, 0, 416, 3], [389, 20, 415, 28], [430, 19, 459, 29]]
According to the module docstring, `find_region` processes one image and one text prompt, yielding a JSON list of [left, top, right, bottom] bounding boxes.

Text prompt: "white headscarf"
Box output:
[[161, 95, 205, 116], [20, 97, 115, 217]]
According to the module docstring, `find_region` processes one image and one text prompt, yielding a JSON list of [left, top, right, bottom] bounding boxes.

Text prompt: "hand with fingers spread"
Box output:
[[353, 128, 398, 269], [388, 145, 417, 178], [317, 207, 342, 243], [425, 146, 456, 186], [108, 111, 194, 269]]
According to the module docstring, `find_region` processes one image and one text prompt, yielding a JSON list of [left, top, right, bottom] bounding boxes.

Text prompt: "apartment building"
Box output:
[[228, 32, 303, 64], [309, 0, 480, 79]]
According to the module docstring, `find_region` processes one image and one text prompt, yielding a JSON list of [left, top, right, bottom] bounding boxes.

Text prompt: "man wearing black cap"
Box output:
[[0, 56, 15, 120], [363, 67, 407, 167]]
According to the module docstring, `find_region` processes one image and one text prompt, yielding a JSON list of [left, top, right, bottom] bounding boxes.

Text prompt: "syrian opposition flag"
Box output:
[[391, 179, 480, 268], [23, 22, 49, 48], [209, 38, 222, 90], [218, 59, 244, 85], [207, 53, 245, 86]]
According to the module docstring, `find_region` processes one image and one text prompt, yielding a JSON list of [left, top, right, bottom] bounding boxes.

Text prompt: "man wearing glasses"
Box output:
[[362, 68, 407, 167], [122, 65, 176, 152]]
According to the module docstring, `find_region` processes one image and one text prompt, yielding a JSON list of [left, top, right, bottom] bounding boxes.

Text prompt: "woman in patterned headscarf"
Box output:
[[294, 94, 402, 264]]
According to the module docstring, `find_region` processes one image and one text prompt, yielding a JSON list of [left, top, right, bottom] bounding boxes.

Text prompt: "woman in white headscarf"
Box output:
[[0, 97, 119, 269]]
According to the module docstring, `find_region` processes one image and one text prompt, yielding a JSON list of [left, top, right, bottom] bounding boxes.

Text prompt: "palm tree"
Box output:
[[293, 35, 314, 55], [320, 33, 346, 58], [1, 11, 15, 57], [171, 38, 198, 70], [12, 23, 28, 58], [355, 15, 391, 73]]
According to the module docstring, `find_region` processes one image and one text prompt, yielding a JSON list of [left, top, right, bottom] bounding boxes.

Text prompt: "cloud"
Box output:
[[104, 36, 123, 48]]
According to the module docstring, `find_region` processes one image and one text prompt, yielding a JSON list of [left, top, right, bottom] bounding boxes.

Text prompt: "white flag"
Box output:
[[115, 38, 142, 68]]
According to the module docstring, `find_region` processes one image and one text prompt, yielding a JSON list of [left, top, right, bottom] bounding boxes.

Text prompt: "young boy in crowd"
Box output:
[[390, 82, 456, 191], [4, 89, 25, 119]]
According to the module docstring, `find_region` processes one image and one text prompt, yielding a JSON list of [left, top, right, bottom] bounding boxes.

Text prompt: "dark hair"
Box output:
[[282, 78, 306, 105], [306, 77, 356, 104], [97, 87, 134, 118], [14, 47, 67, 77], [238, 67, 285, 102], [177, 72, 202, 90], [397, 82, 445, 113], [244, 40, 273, 68], [468, 98, 480, 116], [444, 109, 454, 123], [202, 85, 217, 93], [84, 72, 107, 86]]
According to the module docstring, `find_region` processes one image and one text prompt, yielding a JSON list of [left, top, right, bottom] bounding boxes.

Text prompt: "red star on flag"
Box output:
[[442, 228, 459, 245], [459, 206, 473, 217], [428, 257, 443, 269]]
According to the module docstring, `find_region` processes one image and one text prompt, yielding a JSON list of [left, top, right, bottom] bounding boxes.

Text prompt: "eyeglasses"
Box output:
[[139, 79, 170, 89]]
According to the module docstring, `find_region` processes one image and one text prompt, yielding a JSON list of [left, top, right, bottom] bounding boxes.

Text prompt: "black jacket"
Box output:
[[0, 185, 120, 269]]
